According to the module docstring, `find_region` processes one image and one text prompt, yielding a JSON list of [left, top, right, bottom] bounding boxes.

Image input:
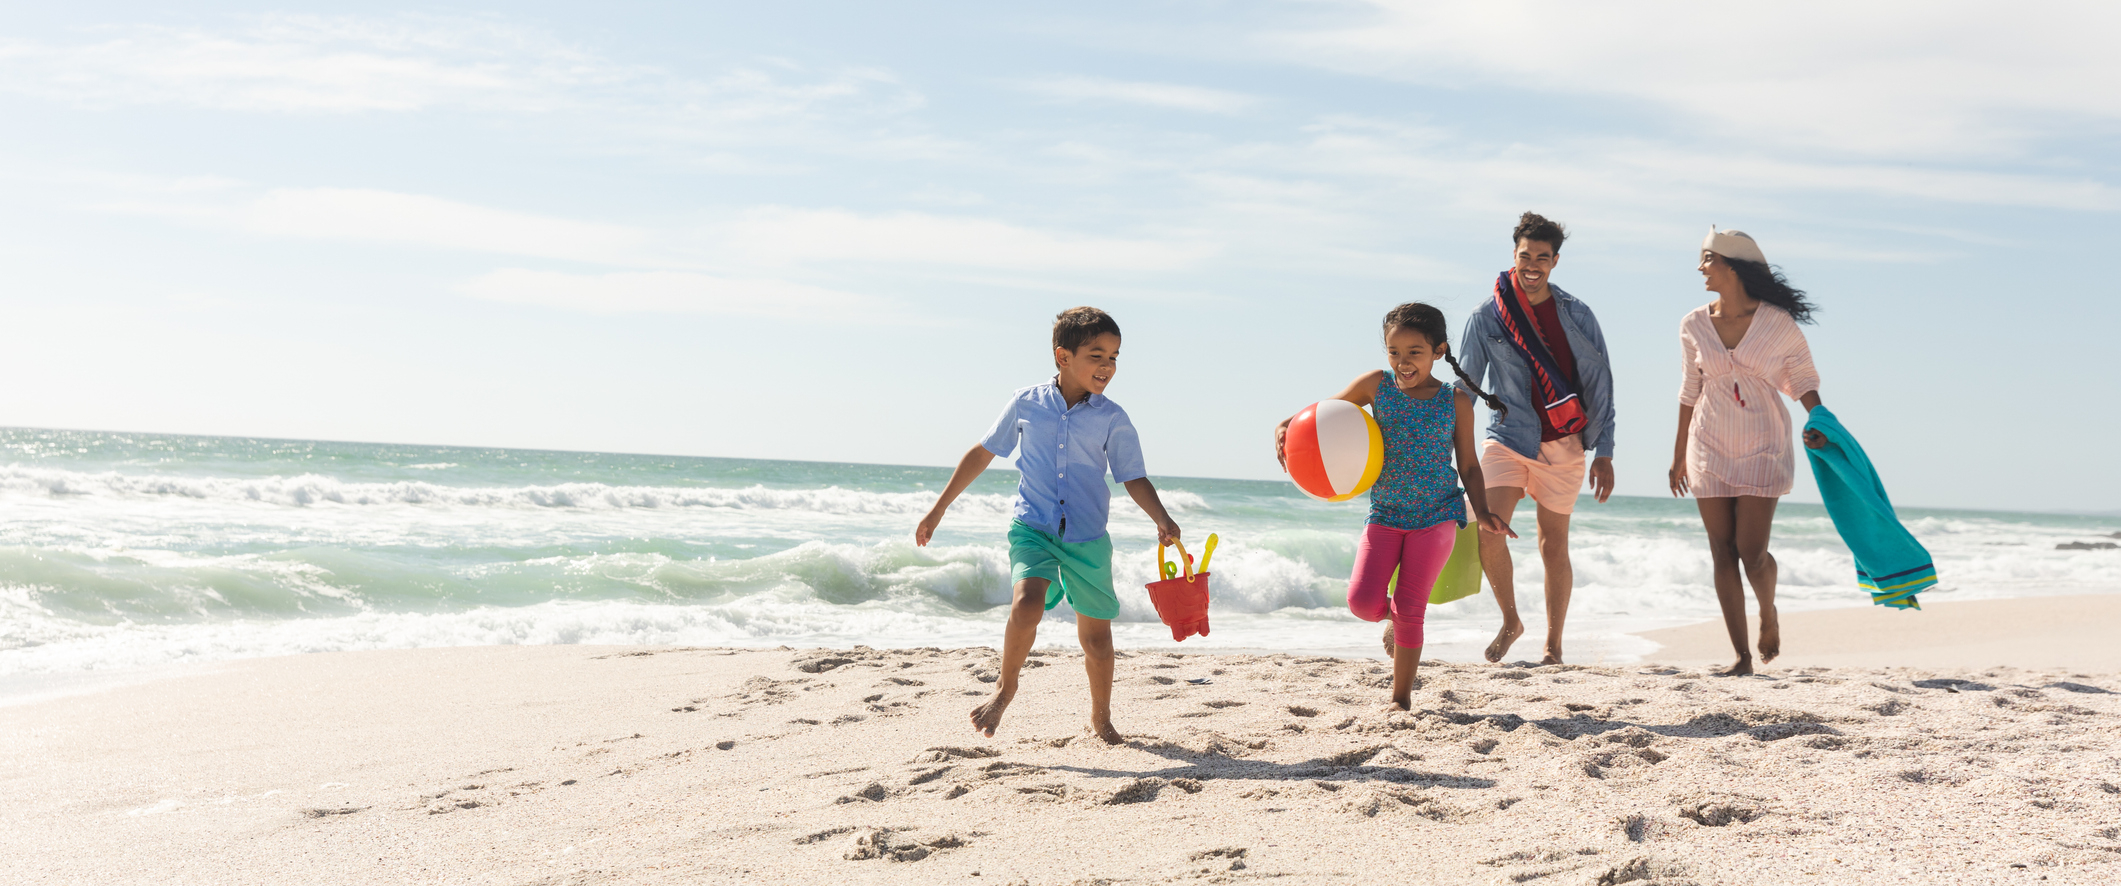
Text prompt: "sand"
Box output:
[[1638, 595, 2121, 671], [5, 603, 2120, 885]]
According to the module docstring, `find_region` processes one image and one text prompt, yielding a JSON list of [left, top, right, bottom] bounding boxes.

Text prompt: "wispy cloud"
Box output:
[[1275, 117, 2121, 227], [0, 13, 919, 126], [248, 188, 650, 262], [0, 16, 590, 112], [1018, 76, 1258, 114], [721, 207, 1220, 272], [96, 187, 653, 265], [1265, 0, 2121, 159], [459, 269, 888, 318]]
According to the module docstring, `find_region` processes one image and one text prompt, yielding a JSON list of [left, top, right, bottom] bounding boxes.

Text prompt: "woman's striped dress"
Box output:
[[1678, 302, 1820, 498]]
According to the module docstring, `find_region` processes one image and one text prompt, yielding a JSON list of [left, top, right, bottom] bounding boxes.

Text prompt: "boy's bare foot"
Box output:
[[1485, 622, 1523, 663], [1381, 623, 1395, 658], [1091, 716, 1123, 745], [969, 691, 1014, 737], [1716, 657, 1755, 677], [1758, 611, 1781, 663]]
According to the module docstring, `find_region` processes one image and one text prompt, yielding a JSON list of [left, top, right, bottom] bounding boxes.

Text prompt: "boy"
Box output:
[[914, 306, 1181, 744]]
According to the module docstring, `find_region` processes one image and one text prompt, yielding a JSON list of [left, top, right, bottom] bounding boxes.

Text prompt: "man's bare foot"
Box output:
[[1758, 611, 1781, 663], [1090, 716, 1123, 745], [969, 691, 1013, 737], [1485, 622, 1523, 663], [1382, 623, 1395, 658], [1716, 657, 1755, 677]]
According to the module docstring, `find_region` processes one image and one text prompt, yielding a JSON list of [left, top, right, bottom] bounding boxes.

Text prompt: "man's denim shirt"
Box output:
[[1456, 285, 1616, 461]]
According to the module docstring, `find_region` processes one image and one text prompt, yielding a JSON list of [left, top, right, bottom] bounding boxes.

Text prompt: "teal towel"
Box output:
[[1803, 406, 1934, 609]]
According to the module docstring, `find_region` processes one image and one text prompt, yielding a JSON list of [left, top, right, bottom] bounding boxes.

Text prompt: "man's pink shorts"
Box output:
[[1480, 437, 1586, 515]]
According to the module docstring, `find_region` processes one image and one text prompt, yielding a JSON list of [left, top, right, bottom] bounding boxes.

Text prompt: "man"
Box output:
[[1456, 212, 1616, 664]]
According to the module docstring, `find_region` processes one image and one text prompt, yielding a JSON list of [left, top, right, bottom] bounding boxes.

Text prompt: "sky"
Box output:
[[1, 1, 2116, 512]]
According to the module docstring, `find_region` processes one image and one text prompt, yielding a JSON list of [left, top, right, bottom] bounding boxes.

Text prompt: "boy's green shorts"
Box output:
[[1007, 520, 1118, 621]]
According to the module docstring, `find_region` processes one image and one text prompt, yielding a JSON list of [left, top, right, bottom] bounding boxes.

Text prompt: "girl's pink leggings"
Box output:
[[1348, 521, 1456, 649]]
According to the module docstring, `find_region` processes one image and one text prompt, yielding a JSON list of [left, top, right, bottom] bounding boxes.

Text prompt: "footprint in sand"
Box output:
[[729, 676, 814, 707], [793, 825, 857, 845], [1105, 777, 1203, 805], [1342, 786, 1468, 821], [1479, 846, 1605, 880], [1678, 797, 1769, 826], [1579, 749, 1666, 779], [907, 766, 954, 785], [911, 746, 1001, 764], [834, 782, 892, 804], [979, 761, 1043, 779], [793, 655, 860, 674], [1188, 847, 1247, 873], [842, 828, 974, 862]]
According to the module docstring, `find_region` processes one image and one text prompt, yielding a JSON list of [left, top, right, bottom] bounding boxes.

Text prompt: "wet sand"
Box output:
[[1636, 594, 2121, 671]]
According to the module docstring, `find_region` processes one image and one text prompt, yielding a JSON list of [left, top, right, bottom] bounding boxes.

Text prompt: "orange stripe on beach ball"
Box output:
[[1285, 404, 1334, 501], [1286, 400, 1383, 502]]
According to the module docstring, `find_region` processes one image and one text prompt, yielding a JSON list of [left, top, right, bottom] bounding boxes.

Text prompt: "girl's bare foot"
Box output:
[[1382, 623, 1395, 658], [1485, 621, 1523, 663], [969, 691, 1014, 737], [1758, 611, 1781, 663], [1716, 657, 1755, 677], [1090, 715, 1123, 745]]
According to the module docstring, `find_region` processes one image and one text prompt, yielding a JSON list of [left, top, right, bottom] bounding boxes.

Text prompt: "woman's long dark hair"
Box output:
[[1383, 302, 1507, 418], [1723, 256, 1817, 324]]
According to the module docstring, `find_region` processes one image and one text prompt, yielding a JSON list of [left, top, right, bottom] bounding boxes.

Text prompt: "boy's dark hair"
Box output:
[[1513, 212, 1567, 252], [1722, 257, 1819, 324], [1383, 302, 1507, 418], [1052, 306, 1122, 353]]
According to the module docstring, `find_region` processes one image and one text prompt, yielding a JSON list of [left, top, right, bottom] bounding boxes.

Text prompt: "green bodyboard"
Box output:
[[1385, 523, 1485, 605]]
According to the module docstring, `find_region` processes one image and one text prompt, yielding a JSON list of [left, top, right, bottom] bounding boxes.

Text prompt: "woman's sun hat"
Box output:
[[1703, 226, 1768, 264]]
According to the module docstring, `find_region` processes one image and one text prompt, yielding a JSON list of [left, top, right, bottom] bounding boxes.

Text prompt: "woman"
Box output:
[[1668, 228, 1826, 676]]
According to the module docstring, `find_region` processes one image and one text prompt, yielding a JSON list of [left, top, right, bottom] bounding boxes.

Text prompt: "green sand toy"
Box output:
[[1386, 523, 1484, 605]]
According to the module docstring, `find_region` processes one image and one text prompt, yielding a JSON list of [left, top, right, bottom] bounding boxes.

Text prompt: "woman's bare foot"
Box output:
[[1757, 610, 1781, 663], [1090, 715, 1123, 745], [969, 691, 1014, 737], [1716, 656, 1755, 677], [1485, 621, 1523, 663], [1540, 643, 1563, 666], [1389, 693, 1411, 711], [1381, 623, 1395, 658]]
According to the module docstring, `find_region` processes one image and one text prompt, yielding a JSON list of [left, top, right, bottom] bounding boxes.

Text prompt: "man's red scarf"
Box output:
[[1491, 270, 1587, 436]]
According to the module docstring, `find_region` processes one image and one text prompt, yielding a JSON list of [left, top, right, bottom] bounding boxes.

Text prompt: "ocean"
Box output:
[[3, 427, 2118, 677]]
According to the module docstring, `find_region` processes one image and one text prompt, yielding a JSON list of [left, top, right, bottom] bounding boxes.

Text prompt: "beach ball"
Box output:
[[1284, 400, 1384, 502]]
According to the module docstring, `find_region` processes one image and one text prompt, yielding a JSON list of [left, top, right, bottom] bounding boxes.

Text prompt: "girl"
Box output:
[[1668, 229, 1828, 677], [1277, 303, 1514, 709]]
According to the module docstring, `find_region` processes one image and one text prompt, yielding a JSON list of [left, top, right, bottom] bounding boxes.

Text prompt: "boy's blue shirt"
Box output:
[[979, 379, 1147, 543]]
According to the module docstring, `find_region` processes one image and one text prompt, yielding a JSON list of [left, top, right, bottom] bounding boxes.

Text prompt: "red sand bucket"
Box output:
[[1144, 535, 1216, 642]]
